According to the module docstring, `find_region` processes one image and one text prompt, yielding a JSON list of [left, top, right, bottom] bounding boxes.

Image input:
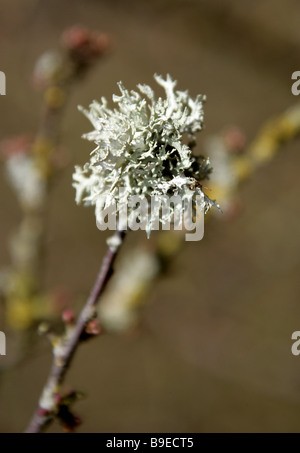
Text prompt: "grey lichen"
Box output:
[[73, 74, 217, 232]]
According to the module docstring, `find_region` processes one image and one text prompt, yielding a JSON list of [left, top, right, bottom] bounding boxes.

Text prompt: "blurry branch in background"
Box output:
[[99, 104, 300, 333], [0, 27, 110, 349], [25, 230, 126, 433]]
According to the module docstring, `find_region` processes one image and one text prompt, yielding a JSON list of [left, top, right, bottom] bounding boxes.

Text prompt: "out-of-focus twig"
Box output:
[[0, 26, 111, 334]]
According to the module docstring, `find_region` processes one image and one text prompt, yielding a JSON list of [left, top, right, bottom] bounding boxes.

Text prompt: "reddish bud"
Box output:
[[62, 309, 75, 325], [62, 26, 90, 50], [37, 407, 49, 417], [54, 393, 63, 405], [61, 25, 111, 66], [0, 135, 32, 159], [222, 126, 246, 154]]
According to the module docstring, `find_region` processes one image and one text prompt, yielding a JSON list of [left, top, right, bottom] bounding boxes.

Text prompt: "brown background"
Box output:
[[0, 0, 300, 433]]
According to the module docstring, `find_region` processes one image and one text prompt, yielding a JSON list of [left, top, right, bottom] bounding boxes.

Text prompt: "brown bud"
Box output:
[[85, 318, 102, 336]]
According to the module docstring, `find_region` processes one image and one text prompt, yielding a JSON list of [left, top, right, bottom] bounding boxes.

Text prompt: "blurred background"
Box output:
[[0, 0, 300, 433]]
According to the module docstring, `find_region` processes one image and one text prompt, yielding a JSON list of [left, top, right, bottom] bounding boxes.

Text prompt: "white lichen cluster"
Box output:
[[6, 154, 46, 210], [73, 74, 216, 232]]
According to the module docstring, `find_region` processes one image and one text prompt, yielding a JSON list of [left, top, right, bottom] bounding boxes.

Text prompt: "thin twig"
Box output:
[[25, 230, 126, 433]]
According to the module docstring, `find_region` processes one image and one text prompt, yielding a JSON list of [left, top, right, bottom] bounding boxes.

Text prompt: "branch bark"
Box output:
[[25, 230, 126, 433]]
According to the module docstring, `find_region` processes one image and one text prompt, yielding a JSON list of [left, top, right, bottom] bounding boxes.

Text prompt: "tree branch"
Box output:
[[25, 230, 126, 433]]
